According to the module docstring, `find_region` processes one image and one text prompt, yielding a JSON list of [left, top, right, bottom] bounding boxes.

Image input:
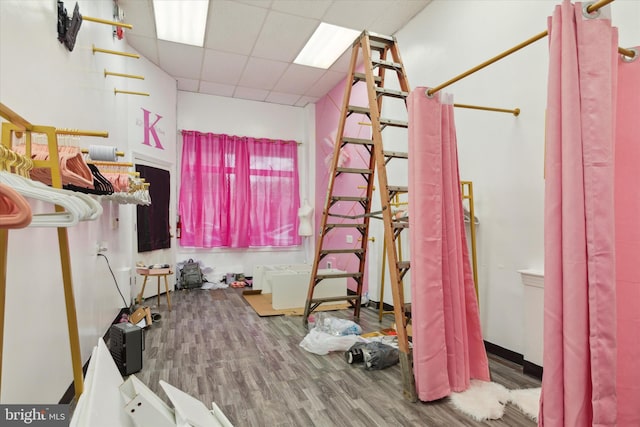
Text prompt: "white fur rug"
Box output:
[[449, 380, 541, 422]]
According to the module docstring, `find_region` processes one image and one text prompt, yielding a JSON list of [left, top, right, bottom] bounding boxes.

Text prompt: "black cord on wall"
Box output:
[[97, 253, 130, 311]]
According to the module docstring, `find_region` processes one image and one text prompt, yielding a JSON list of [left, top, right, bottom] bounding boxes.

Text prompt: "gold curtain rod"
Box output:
[[82, 16, 132, 29], [179, 130, 302, 145], [454, 103, 520, 116], [104, 69, 145, 80], [114, 89, 150, 97], [92, 44, 140, 59], [56, 129, 109, 138], [426, 0, 635, 96]]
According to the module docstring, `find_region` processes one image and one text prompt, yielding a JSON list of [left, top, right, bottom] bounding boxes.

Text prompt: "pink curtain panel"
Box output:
[[408, 89, 490, 402]]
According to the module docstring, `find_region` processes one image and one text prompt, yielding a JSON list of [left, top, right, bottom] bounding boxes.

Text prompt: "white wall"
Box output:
[[176, 92, 314, 281], [0, 0, 177, 403], [393, 0, 640, 354]]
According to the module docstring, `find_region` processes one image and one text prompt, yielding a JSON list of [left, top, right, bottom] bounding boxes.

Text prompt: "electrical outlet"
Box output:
[[96, 241, 108, 253], [346, 235, 353, 243]]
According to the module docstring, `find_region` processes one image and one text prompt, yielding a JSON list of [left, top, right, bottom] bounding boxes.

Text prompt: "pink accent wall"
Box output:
[[315, 72, 372, 293]]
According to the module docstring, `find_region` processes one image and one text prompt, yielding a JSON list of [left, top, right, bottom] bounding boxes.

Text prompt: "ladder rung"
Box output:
[[320, 249, 365, 255], [317, 272, 363, 280], [388, 186, 408, 195], [367, 32, 395, 44], [375, 87, 409, 99], [331, 196, 368, 202], [348, 105, 370, 115], [398, 261, 411, 271], [354, 73, 381, 84], [393, 222, 410, 229], [372, 59, 403, 71], [310, 295, 358, 304], [325, 223, 367, 229], [384, 151, 408, 159], [343, 137, 373, 146], [336, 167, 373, 175], [380, 118, 408, 128]]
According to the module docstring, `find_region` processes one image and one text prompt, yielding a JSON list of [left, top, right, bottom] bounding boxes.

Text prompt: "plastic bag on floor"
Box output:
[[300, 329, 365, 356], [345, 341, 399, 370], [314, 313, 362, 336]]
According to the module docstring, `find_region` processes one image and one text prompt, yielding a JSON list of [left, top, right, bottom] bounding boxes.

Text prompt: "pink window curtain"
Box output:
[[179, 131, 301, 248], [541, 1, 640, 425], [407, 89, 490, 402]]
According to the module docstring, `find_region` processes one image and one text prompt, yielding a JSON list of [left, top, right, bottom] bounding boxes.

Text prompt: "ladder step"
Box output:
[[375, 87, 409, 99], [380, 118, 408, 128], [384, 150, 408, 159], [388, 186, 409, 196], [393, 222, 410, 229], [331, 196, 368, 203], [336, 167, 373, 175], [372, 59, 403, 71], [317, 272, 363, 280], [348, 105, 370, 115], [354, 73, 381, 84], [367, 32, 395, 44], [310, 295, 358, 304], [343, 136, 373, 146], [325, 223, 367, 229], [320, 248, 365, 255]]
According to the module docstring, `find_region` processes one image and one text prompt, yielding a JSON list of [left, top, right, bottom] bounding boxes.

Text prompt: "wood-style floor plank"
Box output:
[[134, 288, 540, 426]]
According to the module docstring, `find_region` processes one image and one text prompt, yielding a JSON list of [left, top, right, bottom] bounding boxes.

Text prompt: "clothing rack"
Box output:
[[0, 102, 84, 400], [426, 0, 636, 97]]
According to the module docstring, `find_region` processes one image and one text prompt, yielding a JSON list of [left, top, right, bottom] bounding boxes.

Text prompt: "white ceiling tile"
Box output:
[[238, 57, 288, 90], [322, 1, 388, 30], [234, 86, 269, 102], [305, 70, 345, 97], [125, 34, 159, 65], [273, 64, 326, 94], [157, 40, 204, 80], [252, 11, 318, 62], [265, 91, 301, 106], [234, 0, 273, 9], [201, 49, 248, 85], [369, 0, 431, 35], [331, 49, 354, 74], [270, 0, 332, 20], [200, 81, 236, 97], [205, 1, 267, 55], [295, 96, 320, 107], [177, 78, 200, 92], [118, 0, 156, 38]]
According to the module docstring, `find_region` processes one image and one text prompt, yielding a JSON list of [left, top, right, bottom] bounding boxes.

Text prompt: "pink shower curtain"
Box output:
[[408, 89, 490, 402], [541, 1, 639, 425], [179, 131, 301, 248]]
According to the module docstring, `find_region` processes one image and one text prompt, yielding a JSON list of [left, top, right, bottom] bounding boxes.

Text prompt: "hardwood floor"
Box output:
[[135, 287, 541, 426]]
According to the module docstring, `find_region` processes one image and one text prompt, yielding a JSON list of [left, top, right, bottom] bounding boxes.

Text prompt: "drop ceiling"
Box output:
[[118, 0, 431, 107]]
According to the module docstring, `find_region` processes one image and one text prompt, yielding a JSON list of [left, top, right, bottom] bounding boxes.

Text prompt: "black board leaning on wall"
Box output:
[[136, 164, 171, 252]]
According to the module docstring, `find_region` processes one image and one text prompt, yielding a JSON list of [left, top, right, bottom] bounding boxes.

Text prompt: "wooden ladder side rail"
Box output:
[[0, 121, 84, 400], [379, 195, 405, 322], [361, 34, 417, 402], [303, 35, 363, 326]]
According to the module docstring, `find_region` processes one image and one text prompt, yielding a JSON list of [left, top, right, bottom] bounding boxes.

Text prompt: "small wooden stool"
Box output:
[[136, 270, 173, 311]]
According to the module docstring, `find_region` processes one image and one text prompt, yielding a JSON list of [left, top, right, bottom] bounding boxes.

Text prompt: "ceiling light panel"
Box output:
[[153, 0, 209, 47], [294, 22, 360, 69]]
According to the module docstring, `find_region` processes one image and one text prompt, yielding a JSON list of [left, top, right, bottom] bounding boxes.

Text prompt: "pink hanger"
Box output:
[[0, 183, 32, 229]]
